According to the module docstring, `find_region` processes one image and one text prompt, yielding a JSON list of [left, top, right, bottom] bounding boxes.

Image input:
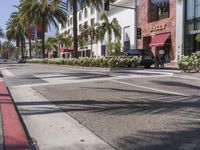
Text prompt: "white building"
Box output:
[[176, 0, 185, 61], [107, 0, 137, 52], [59, 4, 101, 58], [59, 0, 137, 57], [176, 0, 200, 60]]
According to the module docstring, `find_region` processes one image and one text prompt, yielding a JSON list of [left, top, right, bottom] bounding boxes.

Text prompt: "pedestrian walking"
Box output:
[[160, 54, 165, 68]]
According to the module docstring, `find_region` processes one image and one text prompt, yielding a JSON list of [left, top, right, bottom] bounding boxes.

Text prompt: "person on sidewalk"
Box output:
[[160, 54, 165, 68], [154, 56, 160, 68]]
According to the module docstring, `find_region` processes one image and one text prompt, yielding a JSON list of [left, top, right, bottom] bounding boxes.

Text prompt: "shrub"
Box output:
[[27, 56, 141, 68], [178, 51, 200, 72]]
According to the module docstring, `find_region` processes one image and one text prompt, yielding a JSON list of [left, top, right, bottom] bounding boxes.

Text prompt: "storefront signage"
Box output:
[[150, 24, 167, 32], [189, 30, 200, 35]]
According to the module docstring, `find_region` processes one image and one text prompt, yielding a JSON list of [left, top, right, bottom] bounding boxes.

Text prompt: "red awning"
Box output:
[[60, 47, 74, 52], [149, 32, 171, 47]]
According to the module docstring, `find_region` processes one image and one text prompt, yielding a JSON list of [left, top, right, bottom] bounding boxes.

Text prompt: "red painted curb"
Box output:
[[0, 81, 31, 150]]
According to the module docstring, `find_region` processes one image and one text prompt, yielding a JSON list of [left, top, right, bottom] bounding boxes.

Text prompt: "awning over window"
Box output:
[[149, 32, 171, 47], [60, 47, 74, 52]]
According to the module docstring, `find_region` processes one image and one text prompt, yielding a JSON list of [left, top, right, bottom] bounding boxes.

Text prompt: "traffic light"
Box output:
[[37, 31, 42, 39], [137, 27, 141, 39], [104, 1, 109, 11]]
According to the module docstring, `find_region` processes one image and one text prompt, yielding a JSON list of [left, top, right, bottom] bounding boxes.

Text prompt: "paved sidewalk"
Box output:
[[9, 86, 115, 150], [0, 111, 3, 150], [0, 77, 31, 150]]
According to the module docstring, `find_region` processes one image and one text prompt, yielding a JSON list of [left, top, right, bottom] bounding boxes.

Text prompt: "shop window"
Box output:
[[79, 24, 82, 32], [86, 50, 91, 57], [68, 19, 70, 26], [91, 5, 95, 15], [186, 0, 194, 20], [185, 35, 195, 55], [91, 18, 95, 26], [61, 23, 66, 30], [70, 17, 73, 25], [101, 45, 106, 56], [123, 26, 130, 52], [79, 12, 82, 21], [186, 0, 200, 19], [78, 51, 81, 57], [84, 8, 88, 18], [149, 0, 170, 22], [196, 0, 200, 18], [82, 51, 86, 57], [186, 22, 194, 34]]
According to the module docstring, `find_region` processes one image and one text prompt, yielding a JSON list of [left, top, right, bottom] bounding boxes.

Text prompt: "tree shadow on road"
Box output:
[[16, 94, 200, 117], [115, 121, 200, 150], [151, 80, 200, 90]]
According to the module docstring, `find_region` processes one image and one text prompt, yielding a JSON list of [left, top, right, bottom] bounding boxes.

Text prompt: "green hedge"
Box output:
[[27, 56, 142, 68], [178, 51, 200, 72]]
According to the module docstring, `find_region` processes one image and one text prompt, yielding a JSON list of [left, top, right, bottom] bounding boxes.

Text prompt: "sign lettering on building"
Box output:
[[150, 24, 167, 32], [189, 30, 200, 35]]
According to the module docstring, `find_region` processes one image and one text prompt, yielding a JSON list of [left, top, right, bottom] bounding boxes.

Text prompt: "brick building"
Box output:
[[137, 0, 176, 63]]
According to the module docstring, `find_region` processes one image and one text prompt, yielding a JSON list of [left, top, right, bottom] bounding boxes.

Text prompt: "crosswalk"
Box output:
[[1, 69, 174, 88]]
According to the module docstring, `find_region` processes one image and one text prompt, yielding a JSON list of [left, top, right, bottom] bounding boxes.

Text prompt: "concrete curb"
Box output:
[[0, 81, 31, 150]]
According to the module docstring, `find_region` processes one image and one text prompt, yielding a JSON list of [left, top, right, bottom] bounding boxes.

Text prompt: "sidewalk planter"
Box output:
[[27, 56, 142, 68], [178, 51, 200, 73]]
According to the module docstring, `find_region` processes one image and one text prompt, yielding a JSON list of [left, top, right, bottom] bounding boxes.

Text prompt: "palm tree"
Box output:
[[0, 27, 4, 38], [66, 0, 102, 58], [45, 37, 58, 58], [95, 23, 106, 55], [19, 0, 68, 58], [1, 41, 14, 59], [6, 10, 26, 59], [0, 26, 4, 51], [54, 31, 73, 57], [33, 40, 42, 57], [100, 12, 121, 55], [81, 24, 97, 57]]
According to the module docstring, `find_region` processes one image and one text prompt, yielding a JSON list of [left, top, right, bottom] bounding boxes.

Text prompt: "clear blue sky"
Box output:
[[0, 0, 56, 40]]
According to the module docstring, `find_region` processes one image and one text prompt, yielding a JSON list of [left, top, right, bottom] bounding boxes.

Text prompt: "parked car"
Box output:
[[127, 49, 154, 68]]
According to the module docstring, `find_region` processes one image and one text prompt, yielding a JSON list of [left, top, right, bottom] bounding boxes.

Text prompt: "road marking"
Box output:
[[10, 74, 173, 88], [111, 80, 189, 97], [1, 69, 15, 77]]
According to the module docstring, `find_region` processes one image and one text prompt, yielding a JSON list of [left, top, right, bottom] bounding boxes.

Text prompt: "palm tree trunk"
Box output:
[[20, 36, 24, 59], [29, 38, 32, 59], [42, 14, 46, 58], [90, 33, 93, 57], [58, 42, 60, 58], [73, 0, 78, 58]]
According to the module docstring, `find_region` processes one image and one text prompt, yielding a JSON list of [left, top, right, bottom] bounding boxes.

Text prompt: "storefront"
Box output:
[[60, 47, 74, 58], [185, 0, 200, 55], [137, 0, 176, 63]]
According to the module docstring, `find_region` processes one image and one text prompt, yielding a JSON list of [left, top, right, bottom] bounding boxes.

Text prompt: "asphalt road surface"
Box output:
[[1, 63, 200, 150]]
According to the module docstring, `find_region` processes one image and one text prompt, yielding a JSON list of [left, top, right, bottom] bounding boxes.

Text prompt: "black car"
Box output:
[[127, 49, 154, 68]]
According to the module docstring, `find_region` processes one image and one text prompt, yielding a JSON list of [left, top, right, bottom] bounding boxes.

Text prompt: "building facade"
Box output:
[[59, 0, 137, 57], [184, 0, 200, 55], [137, 0, 176, 63], [107, 0, 137, 52], [59, 5, 101, 58], [175, 0, 200, 59]]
